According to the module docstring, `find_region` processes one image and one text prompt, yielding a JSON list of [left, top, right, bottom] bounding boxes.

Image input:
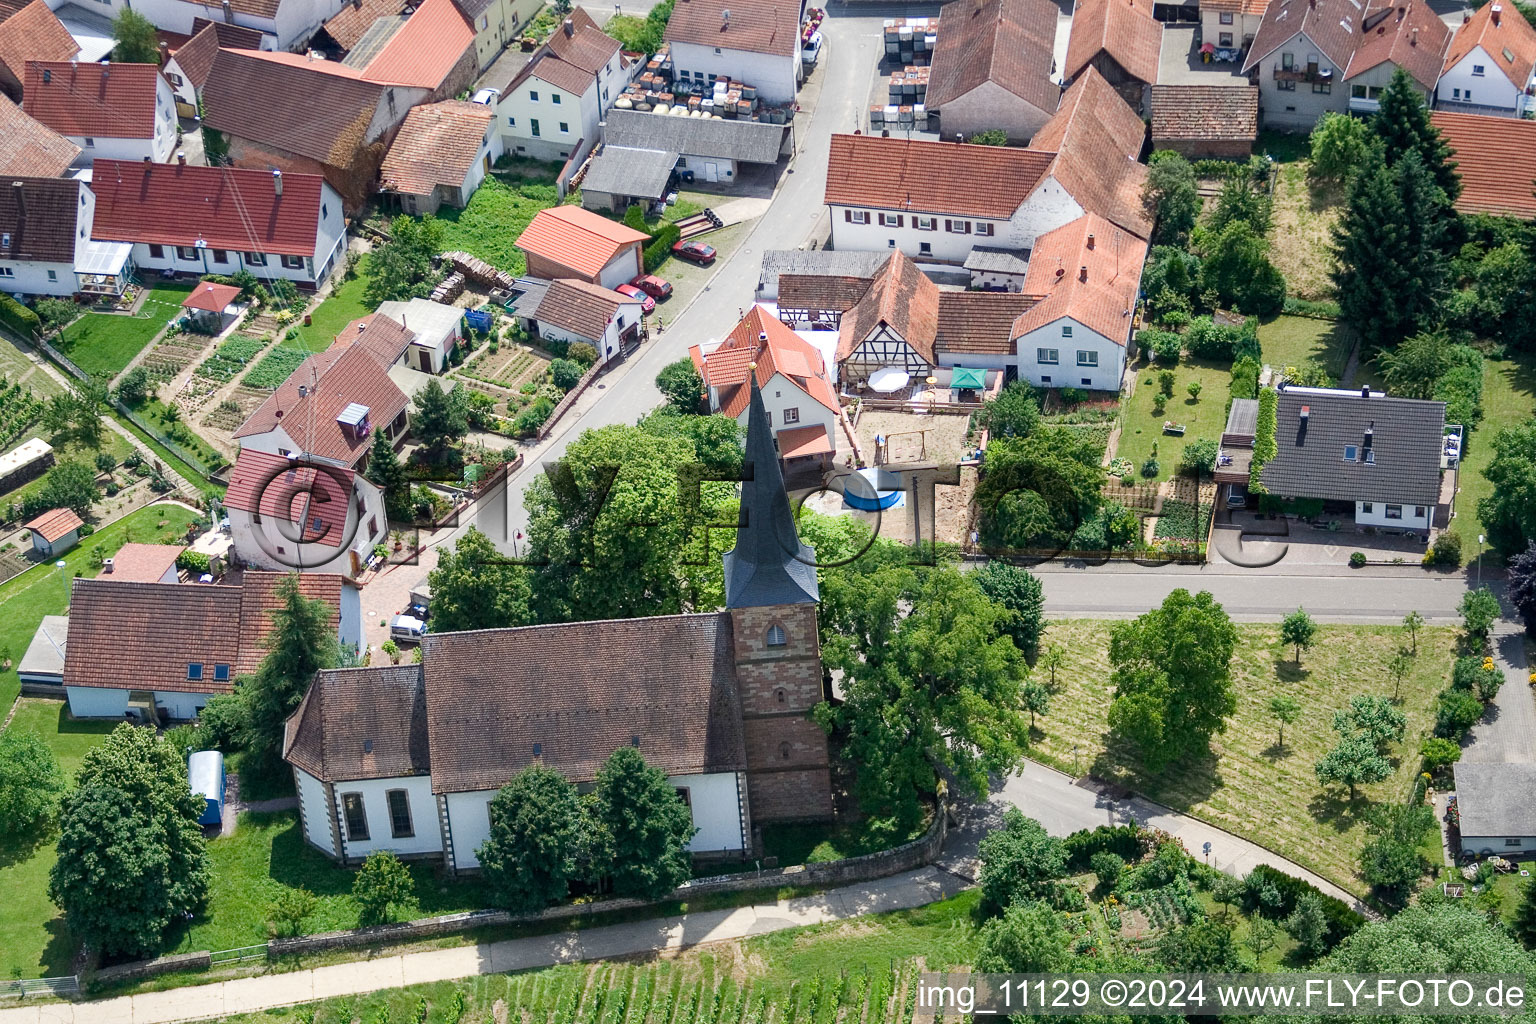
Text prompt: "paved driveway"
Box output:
[[1459, 622, 1536, 764]]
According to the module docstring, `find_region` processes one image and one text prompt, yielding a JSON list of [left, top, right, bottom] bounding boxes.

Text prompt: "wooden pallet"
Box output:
[[675, 209, 723, 239]]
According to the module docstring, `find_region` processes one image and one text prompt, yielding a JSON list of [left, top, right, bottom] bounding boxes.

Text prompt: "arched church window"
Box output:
[[766, 624, 786, 647]]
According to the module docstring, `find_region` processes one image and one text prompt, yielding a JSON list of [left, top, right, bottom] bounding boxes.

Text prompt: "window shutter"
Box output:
[[944, 219, 952, 232], [844, 209, 852, 222], [896, 215, 904, 228], [964, 221, 972, 234]]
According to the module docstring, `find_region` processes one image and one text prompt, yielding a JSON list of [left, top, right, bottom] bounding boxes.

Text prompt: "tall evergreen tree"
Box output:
[[240, 575, 342, 778], [364, 428, 409, 519], [593, 746, 696, 899], [477, 765, 586, 911], [1373, 68, 1461, 202]]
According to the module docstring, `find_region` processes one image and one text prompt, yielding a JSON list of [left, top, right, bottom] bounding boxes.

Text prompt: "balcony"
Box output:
[[1349, 95, 1381, 112], [1272, 63, 1333, 84]]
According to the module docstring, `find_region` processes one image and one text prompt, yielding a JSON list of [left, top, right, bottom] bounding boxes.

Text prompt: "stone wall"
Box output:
[[91, 951, 211, 986]]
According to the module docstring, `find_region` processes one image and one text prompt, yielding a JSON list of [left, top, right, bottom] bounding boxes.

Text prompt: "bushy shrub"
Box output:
[[1146, 331, 1182, 364], [513, 396, 557, 437], [0, 293, 41, 338], [643, 223, 681, 272], [1426, 532, 1462, 566], [567, 342, 598, 367], [1349, 551, 1367, 568], [1141, 457, 1160, 478], [176, 550, 212, 575], [1089, 851, 1125, 887], [1181, 438, 1219, 473], [1435, 687, 1485, 739], [1239, 864, 1364, 949], [1185, 317, 1243, 361], [1064, 824, 1144, 871], [1230, 356, 1260, 401], [548, 358, 583, 391]]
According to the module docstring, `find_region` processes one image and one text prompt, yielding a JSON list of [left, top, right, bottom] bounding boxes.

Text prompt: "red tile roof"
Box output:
[[824, 133, 1056, 219], [665, 0, 800, 58], [103, 543, 183, 582], [236, 572, 350, 666], [1030, 67, 1152, 238], [1150, 84, 1259, 141], [0, 175, 81, 263], [1431, 110, 1536, 217], [233, 341, 409, 468], [223, 450, 357, 546], [90, 158, 325, 257], [360, 0, 473, 89], [321, 0, 411, 51], [836, 249, 941, 363], [0, 1, 76, 93], [927, 0, 1060, 115], [0, 94, 78, 175], [168, 21, 263, 91], [693, 305, 839, 419], [1245, 0, 1356, 73], [181, 281, 243, 313], [23, 60, 163, 140], [24, 506, 82, 542], [516, 205, 648, 279], [1011, 213, 1147, 346], [1064, 0, 1162, 86], [1345, 1, 1449, 88], [283, 665, 429, 781], [934, 291, 1036, 354], [1201, 0, 1268, 13], [380, 99, 491, 196], [1444, 1, 1536, 88], [518, 10, 622, 95], [778, 424, 834, 458], [202, 48, 384, 167], [536, 278, 635, 341], [334, 313, 416, 367]]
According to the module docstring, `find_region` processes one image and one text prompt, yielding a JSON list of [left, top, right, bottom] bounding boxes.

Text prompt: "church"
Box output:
[[281, 376, 835, 872]]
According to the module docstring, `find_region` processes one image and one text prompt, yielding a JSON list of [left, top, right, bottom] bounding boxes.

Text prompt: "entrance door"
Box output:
[[704, 161, 719, 182]]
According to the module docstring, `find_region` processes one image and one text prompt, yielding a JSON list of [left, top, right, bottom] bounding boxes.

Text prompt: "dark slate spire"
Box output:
[[723, 370, 819, 609]]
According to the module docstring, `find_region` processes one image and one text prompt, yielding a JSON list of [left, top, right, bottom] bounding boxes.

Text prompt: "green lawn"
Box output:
[[281, 262, 374, 353], [1258, 316, 1357, 382], [760, 811, 931, 867], [432, 172, 561, 275], [2, 428, 134, 508], [54, 285, 194, 382], [109, 413, 222, 495], [0, 335, 64, 399], [1115, 357, 1235, 481], [1267, 161, 1342, 302], [1027, 621, 1456, 897], [1447, 348, 1536, 564], [0, 503, 203, 714], [168, 811, 490, 954]]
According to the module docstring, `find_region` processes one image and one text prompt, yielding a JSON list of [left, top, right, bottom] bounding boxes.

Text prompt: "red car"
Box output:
[[671, 239, 717, 265], [630, 273, 673, 300], [614, 282, 656, 313]]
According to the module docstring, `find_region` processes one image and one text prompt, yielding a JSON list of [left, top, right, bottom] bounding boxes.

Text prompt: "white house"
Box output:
[[62, 572, 362, 721], [1257, 385, 1452, 533], [1199, 0, 1269, 54], [506, 277, 644, 367], [0, 175, 99, 298], [664, 0, 803, 105], [22, 61, 177, 166], [491, 9, 626, 164], [822, 69, 1150, 266], [90, 159, 348, 289], [61, 0, 340, 51], [1453, 763, 1536, 856], [1438, 2, 1536, 116], [380, 100, 498, 216]]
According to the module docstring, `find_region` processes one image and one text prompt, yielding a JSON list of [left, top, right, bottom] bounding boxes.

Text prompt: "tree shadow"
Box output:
[[1275, 658, 1311, 683], [1306, 789, 1363, 833], [39, 914, 78, 978], [0, 829, 52, 869], [1260, 741, 1290, 762], [1091, 730, 1223, 808]]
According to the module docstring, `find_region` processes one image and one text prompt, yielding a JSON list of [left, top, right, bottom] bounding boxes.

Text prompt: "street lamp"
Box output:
[[55, 559, 67, 606], [1478, 534, 1485, 587]]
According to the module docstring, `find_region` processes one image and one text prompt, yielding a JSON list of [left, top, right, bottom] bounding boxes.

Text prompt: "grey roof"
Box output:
[[341, 13, 409, 67], [603, 108, 785, 165], [282, 665, 431, 783], [1225, 397, 1258, 437], [1454, 763, 1536, 837], [963, 247, 1031, 274], [374, 298, 462, 345], [1259, 387, 1446, 507], [504, 275, 550, 318], [17, 614, 68, 682], [581, 145, 678, 199], [757, 249, 891, 298], [723, 376, 819, 609]]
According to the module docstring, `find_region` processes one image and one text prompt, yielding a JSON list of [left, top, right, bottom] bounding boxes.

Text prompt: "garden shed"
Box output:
[[188, 749, 226, 826]]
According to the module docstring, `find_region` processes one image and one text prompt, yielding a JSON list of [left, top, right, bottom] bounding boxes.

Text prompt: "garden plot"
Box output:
[[138, 336, 210, 384], [196, 334, 272, 384]]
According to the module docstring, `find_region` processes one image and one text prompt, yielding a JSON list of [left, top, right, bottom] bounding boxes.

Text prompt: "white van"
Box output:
[[390, 614, 426, 642]]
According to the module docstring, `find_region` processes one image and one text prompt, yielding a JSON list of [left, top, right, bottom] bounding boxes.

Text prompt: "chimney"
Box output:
[[177, 151, 186, 165], [12, 180, 23, 220], [1361, 384, 1370, 398], [222, 0, 233, 22], [159, 41, 169, 60], [1411, 26, 1418, 44], [1492, 2, 1501, 22], [1363, 420, 1374, 450], [272, 168, 283, 196], [142, 155, 151, 163], [563, 17, 574, 35], [102, 558, 114, 573], [1086, 232, 1095, 249], [1299, 404, 1310, 421], [1464, 9, 1471, 22], [1078, 265, 1088, 282], [1054, 266, 1065, 278]]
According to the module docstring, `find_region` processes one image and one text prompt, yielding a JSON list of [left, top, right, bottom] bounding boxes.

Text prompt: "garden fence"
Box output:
[[1, 975, 80, 1000], [209, 943, 268, 965]]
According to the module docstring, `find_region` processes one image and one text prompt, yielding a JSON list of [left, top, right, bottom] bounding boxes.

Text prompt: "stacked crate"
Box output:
[[882, 17, 936, 64]]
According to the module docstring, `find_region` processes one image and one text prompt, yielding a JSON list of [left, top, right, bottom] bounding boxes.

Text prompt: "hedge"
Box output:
[[1230, 356, 1260, 401], [643, 223, 682, 273], [0, 293, 41, 339], [1064, 824, 1143, 872], [1249, 387, 1278, 492], [1240, 863, 1365, 949], [1282, 297, 1341, 319]]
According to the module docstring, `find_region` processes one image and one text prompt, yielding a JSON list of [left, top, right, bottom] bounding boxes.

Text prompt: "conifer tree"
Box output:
[[1374, 68, 1460, 201]]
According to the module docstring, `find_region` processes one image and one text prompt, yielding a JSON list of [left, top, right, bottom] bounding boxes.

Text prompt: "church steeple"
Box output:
[[723, 370, 819, 609]]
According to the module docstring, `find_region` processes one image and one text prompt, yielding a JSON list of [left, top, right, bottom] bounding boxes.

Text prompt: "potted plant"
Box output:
[[392, 531, 404, 552], [382, 639, 400, 665]]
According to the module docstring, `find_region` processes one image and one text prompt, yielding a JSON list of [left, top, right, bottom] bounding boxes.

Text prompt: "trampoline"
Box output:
[[843, 468, 904, 511]]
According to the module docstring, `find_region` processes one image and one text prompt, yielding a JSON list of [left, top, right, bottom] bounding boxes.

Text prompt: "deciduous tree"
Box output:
[[977, 808, 1067, 916], [971, 560, 1045, 657], [1459, 587, 1501, 644], [1284, 892, 1330, 957], [977, 381, 1040, 440], [1404, 609, 1425, 654], [1514, 876, 1536, 948], [478, 764, 587, 910], [364, 217, 443, 305], [1269, 694, 1301, 748], [655, 358, 703, 412], [593, 746, 695, 899], [426, 527, 532, 633], [352, 851, 415, 926], [1021, 678, 1051, 730], [1309, 112, 1371, 183], [976, 902, 1071, 972], [0, 731, 64, 838], [1314, 734, 1391, 800], [1479, 420, 1536, 558], [1280, 607, 1318, 664], [1508, 542, 1536, 637], [1378, 330, 1452, 400], [1142, 151, 1199, 246], [1334, 694, 1406, 753], [1388, 649, 1415, 701], [111, 8, 159, 62]]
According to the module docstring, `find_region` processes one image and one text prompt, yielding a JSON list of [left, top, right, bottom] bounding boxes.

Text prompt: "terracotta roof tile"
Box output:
[[322, 0, 410, 51], [1345, 1, 1449, 88], [516, 205, 648, 279], [90, 158, 326, 257], [203, 48, 383, 166], [836, 250, 941, 364], [535, 278, 634, 341], [777, 423, 834, 457], [546, 10, 621, 70], [934, 291, 1035, 354], [665, 0, 800, 57], [1011, 213, 1146, 346], [283, 665, 429, 781], [223, 450, 357, 547], [420, 613, 748, 793], [1030, 68, 1152, 239], [380, 99, 491, 196], [926, 0, 1060, 115], [182, 281, 243, 312], [696, 306, 839, 418], [824, 133, 1056, 219], [334, 312, 416, 367], [776, 273, 873, 313], [0, 1, 75, 93], [236, 571, 350, 672], [1444, 1, 1536, 88], [1244, 0, 1441, 80], [1201, 0, 1269, 14], [1150, 85, 1259, 141], [1431, 110, 1535, 217], [23, 60, 162, 140], [0, 175, 81, 263], [1064, 0, 1162, 85], [24, 506, 82, 542], [0, 94, 78, 175], [102, 543, 183, 582], [169, 21, 263, 91], [360, 0, 473, 89]]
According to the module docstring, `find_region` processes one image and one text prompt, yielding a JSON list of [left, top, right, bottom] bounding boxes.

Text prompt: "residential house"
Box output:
[[754, 249, 889, 305], [690, 306, 840, 473], [0, 0, 76, 101], [1200, 0, 1268, 54], [490, 9, 626, 165], [1241, 0, 1449, 129], [923, 0, 1061, 144], [994, 213, 1145, 392], [1063, 0, 1161, 109], [0, 94, 80, 176], [335, 0, 477, 100], [23, 507, 82, 556], [1438, 1, 1536, 116], [515, 204, 647, 290], [22, 61, 177, 166], [664, 0, 803, 105], [605, 106, 785, 183], [102, 543, 184, 582], [162, 20, 266, 117], [0, 175, 97, 297], [284, 377, 834, 870], [229, 329, 413, 574], [1453, 763, 1536, 855], [68, 0, 340, 51], [370, 301, 462, 372], [504, 276, 644, 366], [61, 571, 362, 721], [1257, 385, 1453, 533], [90, 158, 346, 287], [1150, 85, 1260, 157], [832, 248, 941, 383], [379, 100, 496, 214], [1430, 111, 1536, 219], [823, 68, 1150, 264]]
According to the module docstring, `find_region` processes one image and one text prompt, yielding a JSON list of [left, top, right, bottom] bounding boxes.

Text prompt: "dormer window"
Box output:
[[766, 624, 786, 647]]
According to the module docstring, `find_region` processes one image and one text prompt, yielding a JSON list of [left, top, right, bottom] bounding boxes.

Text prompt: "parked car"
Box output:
[[471, 88, 500, 105], [614, 283, 656, 313], [390, 614, 426, 642], [802, 30, 823, 66], [631, 273, 673, 299], [672, 239, 717, 265]]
